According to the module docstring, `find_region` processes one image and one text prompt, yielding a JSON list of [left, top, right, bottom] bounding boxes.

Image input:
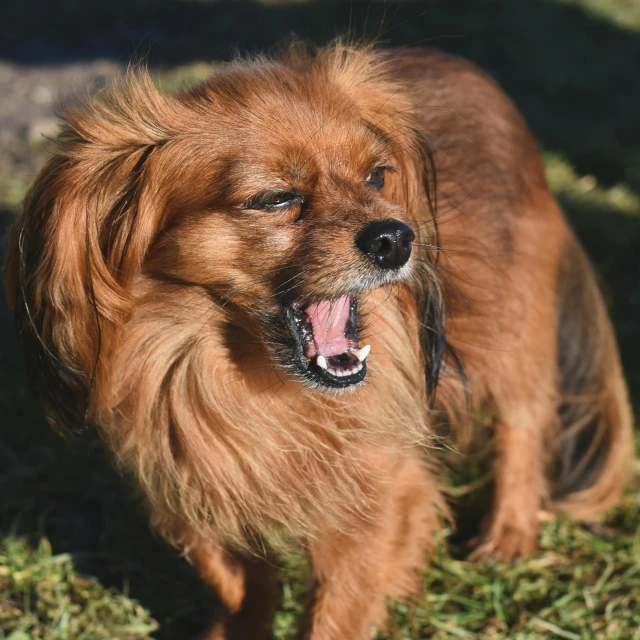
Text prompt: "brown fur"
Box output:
[[3, 43, 633, 638]]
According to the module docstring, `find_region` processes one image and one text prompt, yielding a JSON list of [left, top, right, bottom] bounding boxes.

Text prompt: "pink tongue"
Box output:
[[304, 295, 351, 358]]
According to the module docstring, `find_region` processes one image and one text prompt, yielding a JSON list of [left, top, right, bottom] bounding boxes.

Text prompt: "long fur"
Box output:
[[5, 45, 443, 549], [551, 235, 633, 517], [3, 42, 633, 637]]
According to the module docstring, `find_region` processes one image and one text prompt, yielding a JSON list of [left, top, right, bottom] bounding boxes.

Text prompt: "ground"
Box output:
[[0, 1, 639, 639]]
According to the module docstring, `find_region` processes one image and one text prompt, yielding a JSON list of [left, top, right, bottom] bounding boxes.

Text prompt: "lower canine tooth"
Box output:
[[316, 355, 328, 370], [354, 344, 371, 362]]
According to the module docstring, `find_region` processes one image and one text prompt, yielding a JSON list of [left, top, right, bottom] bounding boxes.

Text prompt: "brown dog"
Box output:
[[4, 43, 633, 639]]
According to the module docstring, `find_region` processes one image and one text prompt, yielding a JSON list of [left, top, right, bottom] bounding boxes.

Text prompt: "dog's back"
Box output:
[[392, 49, 633, 550]]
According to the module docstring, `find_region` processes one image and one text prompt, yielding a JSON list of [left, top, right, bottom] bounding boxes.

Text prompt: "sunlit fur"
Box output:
[[4, 43, 633, 639]]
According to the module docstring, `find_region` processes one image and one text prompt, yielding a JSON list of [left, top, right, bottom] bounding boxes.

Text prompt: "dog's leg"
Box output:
[[464, 383, 558, 561], [454, 213, 561, 562], [189, 542, 279, 640], [299, 451, 444, 640], [469, 400, 554, 561]]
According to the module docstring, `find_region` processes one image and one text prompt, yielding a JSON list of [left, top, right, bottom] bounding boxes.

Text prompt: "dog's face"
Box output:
[[7, 50, 430, 433], [145, 67, 417, 390]]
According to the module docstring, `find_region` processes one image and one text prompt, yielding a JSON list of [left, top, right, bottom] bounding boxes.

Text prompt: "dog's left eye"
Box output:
[[245, 191, 303, 210], [365, 166, 388, 189]]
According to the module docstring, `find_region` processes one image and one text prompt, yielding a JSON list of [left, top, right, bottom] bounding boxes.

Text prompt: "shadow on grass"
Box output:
[[1, 0, 640, 194]]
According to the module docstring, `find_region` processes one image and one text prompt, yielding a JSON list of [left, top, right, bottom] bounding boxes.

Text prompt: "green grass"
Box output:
[[544, 152, 640, 216], [1, 0, 639, 638], [378, 468, 640, 640], [555, 0, 640, 28], [1, 539, 157, 640], [2, 469, 639, 639]]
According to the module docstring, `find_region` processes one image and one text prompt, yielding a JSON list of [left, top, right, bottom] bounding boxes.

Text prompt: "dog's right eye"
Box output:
[[244, 191, 304, 210]]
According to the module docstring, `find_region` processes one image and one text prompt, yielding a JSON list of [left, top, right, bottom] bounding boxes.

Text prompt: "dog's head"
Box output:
[[4, 44, 437, 431]]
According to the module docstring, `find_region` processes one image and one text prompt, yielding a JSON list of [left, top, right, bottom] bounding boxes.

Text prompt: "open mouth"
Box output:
[[284, 294, 369, 388]]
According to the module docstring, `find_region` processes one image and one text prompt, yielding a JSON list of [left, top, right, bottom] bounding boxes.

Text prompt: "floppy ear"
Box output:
[[3, 72, 182, 432]]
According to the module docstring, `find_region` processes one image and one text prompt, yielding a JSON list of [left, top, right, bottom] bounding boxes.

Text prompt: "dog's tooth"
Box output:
[[354, 344, 371, 362], [316, 355, 328, 370], [356, 363, 363, 372]]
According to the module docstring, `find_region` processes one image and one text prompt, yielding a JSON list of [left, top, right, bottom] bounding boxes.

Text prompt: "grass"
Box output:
[[1, 539, 157, 640], [2, 465, 639, 639], [555, 0, 640, 28], [1, 0, 639, 638], [379, 466, 640, 640]]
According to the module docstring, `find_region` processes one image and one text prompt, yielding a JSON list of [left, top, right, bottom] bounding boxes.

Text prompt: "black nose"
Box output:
[[355, 220, 415, 270]]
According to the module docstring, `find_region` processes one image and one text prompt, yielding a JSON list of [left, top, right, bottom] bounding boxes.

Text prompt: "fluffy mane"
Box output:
[[5, 43, 449, 550]]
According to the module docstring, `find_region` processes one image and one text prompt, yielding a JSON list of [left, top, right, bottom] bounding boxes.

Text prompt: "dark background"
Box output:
[[1, 2, 638, 638]]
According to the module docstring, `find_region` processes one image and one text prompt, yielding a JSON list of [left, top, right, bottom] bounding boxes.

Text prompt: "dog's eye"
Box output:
[[365, 166, 388, 189], [245, 191, 303, 210]]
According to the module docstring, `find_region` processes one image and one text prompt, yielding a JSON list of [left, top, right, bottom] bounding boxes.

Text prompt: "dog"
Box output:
[[4, 43, 633, 639]]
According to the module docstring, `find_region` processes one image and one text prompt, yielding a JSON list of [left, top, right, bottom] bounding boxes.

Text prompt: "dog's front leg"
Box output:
[[299, 451, 444, 640], [189, 541, 279, 640]]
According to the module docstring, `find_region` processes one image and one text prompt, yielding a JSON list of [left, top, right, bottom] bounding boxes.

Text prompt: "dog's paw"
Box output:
[[468, 520, 538, 562]]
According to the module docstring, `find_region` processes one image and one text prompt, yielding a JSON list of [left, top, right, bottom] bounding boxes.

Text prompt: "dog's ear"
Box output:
[[4, 71, 182, 433]]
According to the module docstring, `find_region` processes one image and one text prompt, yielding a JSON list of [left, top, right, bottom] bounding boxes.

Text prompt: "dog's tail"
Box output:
[[550, 234, 634, 519]]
